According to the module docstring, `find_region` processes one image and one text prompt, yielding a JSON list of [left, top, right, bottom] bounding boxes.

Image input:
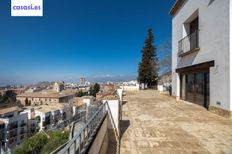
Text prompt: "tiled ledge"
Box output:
[[208, 105, 232, 119]]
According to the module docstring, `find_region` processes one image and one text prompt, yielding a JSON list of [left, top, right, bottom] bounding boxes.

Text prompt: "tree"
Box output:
[[93, 83, 100, 96], [14, 133, 49, 154], [0, 90, 17, 104], [0, 94, 2, 103], [89, 83, 100, 97], [76, 90, 88, 97], [158, 41, 172, 74], [5, 90, 16, 102], [14, 130, 69, 154], [41, 130, 69, 154], [159, 55, 171, 74], [89, 86, 94, 96], [138, 28, 159, 88], [25, 98, 29, 106]]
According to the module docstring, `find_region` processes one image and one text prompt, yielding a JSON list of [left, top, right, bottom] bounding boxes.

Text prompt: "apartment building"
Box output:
[[0, 107, 28, 152], [170, 0, 232, 118], [24, 103, 73, 131]]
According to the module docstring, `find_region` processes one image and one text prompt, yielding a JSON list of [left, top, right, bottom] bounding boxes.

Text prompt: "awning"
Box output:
[[176, 60, 214, 73]]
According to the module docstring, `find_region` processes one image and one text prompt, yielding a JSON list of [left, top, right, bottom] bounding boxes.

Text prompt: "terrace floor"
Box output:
[[120, 90, 232, 154]]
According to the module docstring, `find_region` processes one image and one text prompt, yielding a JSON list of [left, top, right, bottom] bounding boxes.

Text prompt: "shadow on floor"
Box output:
[[120, 120, 130, 138], [122, 100, 127, 105]]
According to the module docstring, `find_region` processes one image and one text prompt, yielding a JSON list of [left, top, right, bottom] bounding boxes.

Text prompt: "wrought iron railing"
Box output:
[[54, 104, 107, 154], [178, 30, 199, 56]]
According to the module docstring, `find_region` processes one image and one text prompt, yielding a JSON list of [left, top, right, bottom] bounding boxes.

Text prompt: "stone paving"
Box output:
[[120, 90, 232, 154]]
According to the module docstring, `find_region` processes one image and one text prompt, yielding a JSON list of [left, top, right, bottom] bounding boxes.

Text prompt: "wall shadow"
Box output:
[[120, 120, 130, 138], [122, 100, 127, 105]]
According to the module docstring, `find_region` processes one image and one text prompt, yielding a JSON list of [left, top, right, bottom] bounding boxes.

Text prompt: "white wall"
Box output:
[[121, 84, 139, 91], [230, 0, 232, 111], [116, 89, 123, 101], [172, 0, 231, 110], [83, 98, 93, 107], [102, 100, 119, 131], [158, 85, 164, 92]]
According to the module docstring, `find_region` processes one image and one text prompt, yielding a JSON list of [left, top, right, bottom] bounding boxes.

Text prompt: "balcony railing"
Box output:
[[178, 30, 200, 57], [52, 103, 107, 154], [20, 123, 27, 127]]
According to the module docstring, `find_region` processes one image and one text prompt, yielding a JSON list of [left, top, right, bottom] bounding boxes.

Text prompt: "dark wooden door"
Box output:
[[182, 71, 209, 108]]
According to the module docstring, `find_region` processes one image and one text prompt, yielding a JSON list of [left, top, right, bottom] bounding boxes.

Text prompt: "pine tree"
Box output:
[[89, 83, 100, 97], [138, 28, 159, 88], [93, 83, 100, 96], [25, 97, 29, 106]]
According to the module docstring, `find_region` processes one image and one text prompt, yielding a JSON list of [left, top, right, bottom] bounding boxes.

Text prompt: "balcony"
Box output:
[[178, 30, 200, 57], [51, 101, 120, 154], [20, 123, 27, 127]]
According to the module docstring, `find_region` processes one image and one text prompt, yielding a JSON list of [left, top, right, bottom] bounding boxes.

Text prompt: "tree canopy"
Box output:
[[75, 90, 88, 97], [138, 28, 159, 88], [89, 83, 100, 97], [75, 83, 100, 97], [14, 130, 69, 154], [0, 90, 17, 104]]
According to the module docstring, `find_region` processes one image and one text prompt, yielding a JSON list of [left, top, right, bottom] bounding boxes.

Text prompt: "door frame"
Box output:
[[177, 61, 214, 108], [180, 69, 209, 108]]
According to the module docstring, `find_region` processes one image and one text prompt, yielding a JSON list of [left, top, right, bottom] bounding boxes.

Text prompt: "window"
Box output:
[[179, 15, 199, 56]]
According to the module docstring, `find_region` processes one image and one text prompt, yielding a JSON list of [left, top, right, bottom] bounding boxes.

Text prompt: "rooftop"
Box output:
[[169, 0, 186, 16], [96, 88, 118, 100], [17, 90, 76, 99], [73, 97, 85, 107], [120, 90, 232, 153], [0, 106, 18, 115], [25, 103, 70, 113], [81, 96, 95, 99], [100, 94, 119, 100]]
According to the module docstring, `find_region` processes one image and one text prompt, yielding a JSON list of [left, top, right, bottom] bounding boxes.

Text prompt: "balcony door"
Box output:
[[190, 17, 199, 50], [182, 71, 209, 108], [195, 72, 206, 107], [186, 74, 194, 102], [178, 61, 214, 109], [190, 17, 198, 33]]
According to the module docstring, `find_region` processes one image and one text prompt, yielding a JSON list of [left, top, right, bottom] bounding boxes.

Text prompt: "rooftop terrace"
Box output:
[[120, 90, 232, 153]]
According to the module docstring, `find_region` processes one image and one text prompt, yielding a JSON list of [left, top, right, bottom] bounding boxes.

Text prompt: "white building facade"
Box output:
[[0, 107, 28, 152], [170, 0, 232, 118]]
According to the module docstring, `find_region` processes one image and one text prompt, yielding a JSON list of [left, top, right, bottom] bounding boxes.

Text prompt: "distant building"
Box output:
[[24, 87, 43, 93], [53, 81, 64, 92], [80, 78, 86, 85], [121, 81, 139, 91], [17, 90, 75, 106], [0, 106, 28, 152]]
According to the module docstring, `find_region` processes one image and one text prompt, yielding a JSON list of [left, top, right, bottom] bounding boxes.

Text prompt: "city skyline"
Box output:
[[0, 0, 174, 85]]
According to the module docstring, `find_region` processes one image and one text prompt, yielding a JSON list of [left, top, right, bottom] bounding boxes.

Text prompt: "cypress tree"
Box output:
[[138, 28, 159, 88]]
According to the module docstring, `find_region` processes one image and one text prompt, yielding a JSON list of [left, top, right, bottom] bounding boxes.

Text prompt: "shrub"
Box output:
[[14, 130, 70, 154]]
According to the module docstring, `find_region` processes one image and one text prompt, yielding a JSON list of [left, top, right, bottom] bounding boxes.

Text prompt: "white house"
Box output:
[[0, 107, 28, 152], [170, 0, 232, 118], [24, 103, 73, 131]]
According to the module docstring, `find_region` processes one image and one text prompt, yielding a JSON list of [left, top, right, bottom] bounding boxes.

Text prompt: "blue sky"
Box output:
[[0, 0, 174, 85]]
